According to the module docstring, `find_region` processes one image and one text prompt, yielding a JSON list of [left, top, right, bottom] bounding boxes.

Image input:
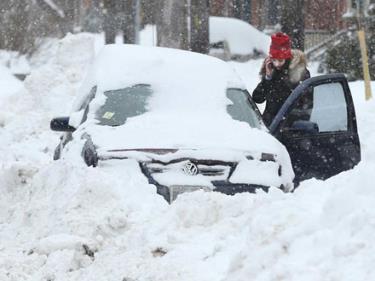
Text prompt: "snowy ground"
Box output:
[[1, 33, 375, 281]]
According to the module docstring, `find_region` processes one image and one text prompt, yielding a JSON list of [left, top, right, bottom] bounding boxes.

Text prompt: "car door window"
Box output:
[[226, 88, 263, 129], [283, 82, 348, 133], [309, 83, 348, 132]]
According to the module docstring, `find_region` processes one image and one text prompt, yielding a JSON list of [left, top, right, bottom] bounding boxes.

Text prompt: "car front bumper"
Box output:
[[154, 181, 270, 203]]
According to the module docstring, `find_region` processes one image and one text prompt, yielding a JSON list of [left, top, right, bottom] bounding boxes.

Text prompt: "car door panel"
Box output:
[[281, 131, 360, 182], [270, 74, 361, 183]]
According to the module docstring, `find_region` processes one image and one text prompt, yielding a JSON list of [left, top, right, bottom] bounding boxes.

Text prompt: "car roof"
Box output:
[[74, 44, 247, 117], [84, 44, 244, 90]]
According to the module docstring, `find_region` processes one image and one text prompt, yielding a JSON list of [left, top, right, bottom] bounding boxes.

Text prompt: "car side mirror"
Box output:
[[284, 120, 319, 135], [50, 117, 76, 132]]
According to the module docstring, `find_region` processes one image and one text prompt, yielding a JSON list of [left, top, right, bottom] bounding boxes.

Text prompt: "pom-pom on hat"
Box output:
[[269, 32, 292, 59]]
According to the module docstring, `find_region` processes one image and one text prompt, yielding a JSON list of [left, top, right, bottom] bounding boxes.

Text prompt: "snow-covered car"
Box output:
[[209, 16, 270, 61], [50, 45, 360, 202]]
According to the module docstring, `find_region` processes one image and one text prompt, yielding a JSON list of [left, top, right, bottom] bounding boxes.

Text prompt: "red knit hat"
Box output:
[[269, 32, 292, 59]]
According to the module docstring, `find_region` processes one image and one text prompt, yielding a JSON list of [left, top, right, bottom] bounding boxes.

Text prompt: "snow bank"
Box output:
[[0, 50, 30, 75], [0, 33, 95, 176], [0, 65, 24, 100], [0, 33, 375, 281]]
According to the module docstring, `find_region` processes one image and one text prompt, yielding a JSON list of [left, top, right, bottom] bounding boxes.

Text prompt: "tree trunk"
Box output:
[[103, 0, 117, 44], [121, 0, 136, 44], [141, 0, 156, 25], [157, 0, 189, 50], [233, 0, 251, 22], [0, 1, 35, 53], [190, 0, 210, 54], [280, 0, 305, 50], [61, 0, 75, 34]]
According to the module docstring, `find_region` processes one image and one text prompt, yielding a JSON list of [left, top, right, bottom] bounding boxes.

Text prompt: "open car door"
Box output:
[[269, 73, 361, 184]]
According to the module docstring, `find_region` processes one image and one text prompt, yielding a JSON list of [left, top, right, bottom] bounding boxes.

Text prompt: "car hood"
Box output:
[[81, 114, 285, 157], [77, 116, 295, 186]]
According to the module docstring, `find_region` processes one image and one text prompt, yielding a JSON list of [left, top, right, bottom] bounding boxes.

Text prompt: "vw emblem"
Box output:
[[182, 161, 199, 176]]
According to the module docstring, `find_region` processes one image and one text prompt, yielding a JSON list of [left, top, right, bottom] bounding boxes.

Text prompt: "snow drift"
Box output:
[[0, 33, 375, 281]]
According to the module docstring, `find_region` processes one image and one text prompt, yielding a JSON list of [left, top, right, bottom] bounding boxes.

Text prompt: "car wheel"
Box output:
[[82, 140, 98, 167]]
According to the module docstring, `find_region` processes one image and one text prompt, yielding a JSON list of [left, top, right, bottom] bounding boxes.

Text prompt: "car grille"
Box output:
[[141, 160, 234, 181]]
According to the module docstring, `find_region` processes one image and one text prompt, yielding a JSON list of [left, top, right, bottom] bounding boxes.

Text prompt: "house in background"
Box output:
[[210, 0, 374, 51]]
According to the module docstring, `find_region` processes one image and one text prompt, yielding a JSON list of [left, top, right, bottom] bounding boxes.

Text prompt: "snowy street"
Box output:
[[0, 32, 375, 281]]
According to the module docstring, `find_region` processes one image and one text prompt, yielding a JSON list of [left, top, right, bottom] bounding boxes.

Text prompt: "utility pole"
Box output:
[[122, 0, 136, 44], [103, 0, 117, 44], [356, 0, 373, 100]]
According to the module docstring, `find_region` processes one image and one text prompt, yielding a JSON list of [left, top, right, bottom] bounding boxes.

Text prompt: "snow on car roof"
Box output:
[[90, 44, 246, 116], [90, 44, 244, 90], [75, 44, 246, 115]]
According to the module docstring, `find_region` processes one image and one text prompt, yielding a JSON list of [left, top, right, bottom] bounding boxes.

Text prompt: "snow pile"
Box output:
[[0, 33, 95, 169], [0, 50, 30, 75], [0, 33, 375, 280], [22, 33, 95, 112], [210, 17, 271, 56], [139, 24, 157, 46], [226, 156, 375, 280], [350, 81, 375, 162], [2, 153, 375, 280], [0, 66, 24, 100]]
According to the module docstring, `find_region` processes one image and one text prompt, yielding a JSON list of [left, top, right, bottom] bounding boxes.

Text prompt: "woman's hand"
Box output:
[[265, 56, 273, 77]]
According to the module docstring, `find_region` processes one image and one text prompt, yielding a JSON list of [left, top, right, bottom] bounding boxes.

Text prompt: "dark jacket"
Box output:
[[252, 50, 310, 127]]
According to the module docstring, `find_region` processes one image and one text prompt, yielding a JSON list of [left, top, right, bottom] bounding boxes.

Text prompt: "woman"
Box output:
[[252, 32, 310, 127]]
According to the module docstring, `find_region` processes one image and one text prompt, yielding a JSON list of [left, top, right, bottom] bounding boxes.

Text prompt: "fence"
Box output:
[[304, 30, 336, 50]]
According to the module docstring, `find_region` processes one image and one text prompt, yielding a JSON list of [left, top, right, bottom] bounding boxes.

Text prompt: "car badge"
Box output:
[[182, 161, 199, 176]]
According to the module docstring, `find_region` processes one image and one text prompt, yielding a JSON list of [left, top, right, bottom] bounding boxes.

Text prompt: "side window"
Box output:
[[226, 88, 263, 129], [283, 82, 348, 133], [310, 83, 348, 132]]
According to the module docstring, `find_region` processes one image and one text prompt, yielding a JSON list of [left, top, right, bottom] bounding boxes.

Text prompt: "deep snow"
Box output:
[[0, 33, 375, 281]]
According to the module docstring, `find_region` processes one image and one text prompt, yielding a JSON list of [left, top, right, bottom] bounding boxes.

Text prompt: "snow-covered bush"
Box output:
[[325, 24, 375, 81]]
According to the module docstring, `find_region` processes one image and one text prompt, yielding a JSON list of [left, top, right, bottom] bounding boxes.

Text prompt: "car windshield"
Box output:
[[226, 88, 262, 129], [95, 84, 152, 126], [94, 85, 262, 128]]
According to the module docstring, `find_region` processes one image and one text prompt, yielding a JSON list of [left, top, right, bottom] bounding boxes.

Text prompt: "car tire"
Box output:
[[82, 140, 98, 167]]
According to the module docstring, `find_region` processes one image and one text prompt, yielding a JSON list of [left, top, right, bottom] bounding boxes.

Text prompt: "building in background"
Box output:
[[210, 0, 373, 50], [2, 0, 374, 54]]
